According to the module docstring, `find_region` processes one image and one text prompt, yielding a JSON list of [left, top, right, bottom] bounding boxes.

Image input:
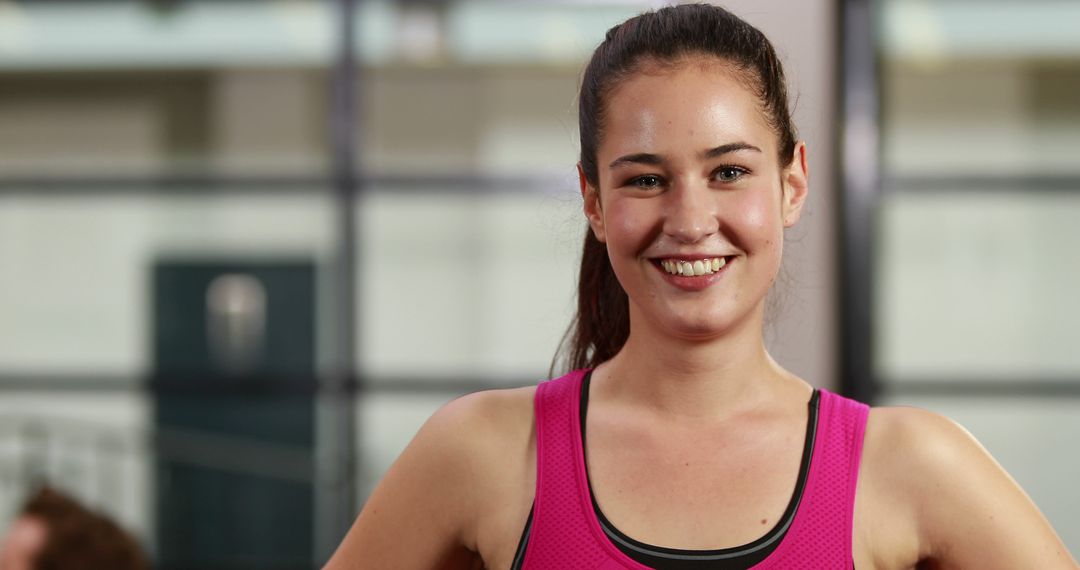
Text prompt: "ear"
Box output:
[[780, 141, 809, 228], [579, 163, 607, 243]]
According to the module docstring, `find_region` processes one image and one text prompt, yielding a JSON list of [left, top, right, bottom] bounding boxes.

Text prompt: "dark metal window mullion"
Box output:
[[839, 0, 880, 404], [315, 0, 359, 563]]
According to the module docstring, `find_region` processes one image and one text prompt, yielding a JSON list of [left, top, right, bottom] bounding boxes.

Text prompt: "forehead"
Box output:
[[600, 59, 775, 156]]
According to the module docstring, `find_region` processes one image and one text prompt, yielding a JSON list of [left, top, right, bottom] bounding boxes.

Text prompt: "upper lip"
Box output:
[[649, 253, 735, 261]]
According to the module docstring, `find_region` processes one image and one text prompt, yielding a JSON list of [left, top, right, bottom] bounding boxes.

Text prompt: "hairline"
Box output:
[[590, 51, 790, 183]]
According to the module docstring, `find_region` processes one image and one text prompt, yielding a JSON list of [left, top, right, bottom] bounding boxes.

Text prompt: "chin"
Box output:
[[629, 298, 748, 342], [659, 313, 736, 341]]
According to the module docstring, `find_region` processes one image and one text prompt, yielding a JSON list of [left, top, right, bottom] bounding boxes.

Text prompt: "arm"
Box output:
[[865, 407, 1078, 569], [323, 393, 491, 570]]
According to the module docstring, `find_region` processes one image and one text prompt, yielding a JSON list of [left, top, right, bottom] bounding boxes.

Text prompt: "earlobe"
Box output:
[[579, 163, 607, 242], [781, 142, 809, 227]]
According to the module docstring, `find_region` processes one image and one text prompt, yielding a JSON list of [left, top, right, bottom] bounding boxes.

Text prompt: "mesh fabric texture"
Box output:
[[521, 369, 869, 569]]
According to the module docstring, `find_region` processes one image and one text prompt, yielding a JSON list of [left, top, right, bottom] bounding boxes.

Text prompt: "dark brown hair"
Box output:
[[21, 486, 149, 570], [555, 3, 798, 373]]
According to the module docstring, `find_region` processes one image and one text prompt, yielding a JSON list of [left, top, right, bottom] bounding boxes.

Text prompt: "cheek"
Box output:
[[733, 191, 783, 244], [738, 201, 769, 230], [604, 200, 654, 254]]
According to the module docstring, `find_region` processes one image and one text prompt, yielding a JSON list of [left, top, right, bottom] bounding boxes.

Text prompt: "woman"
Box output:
[[325, 5, 1077, 569]]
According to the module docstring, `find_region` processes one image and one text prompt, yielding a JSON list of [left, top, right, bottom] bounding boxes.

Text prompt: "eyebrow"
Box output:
[[703, 142, 761, 159], [608, 142, 762, 169]]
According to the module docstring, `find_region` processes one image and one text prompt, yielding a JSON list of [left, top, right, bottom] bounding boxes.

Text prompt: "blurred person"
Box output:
[[0, 486, 147, 570], [325, 4, 1078, 569]]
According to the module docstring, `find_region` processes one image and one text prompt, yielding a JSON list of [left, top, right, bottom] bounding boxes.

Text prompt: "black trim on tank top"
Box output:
[[510, 506, 534, 567], [509, 371, 821, 570]]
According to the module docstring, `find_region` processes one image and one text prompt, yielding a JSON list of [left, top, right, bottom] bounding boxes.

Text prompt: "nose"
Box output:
[[662, 181, 719, 243]]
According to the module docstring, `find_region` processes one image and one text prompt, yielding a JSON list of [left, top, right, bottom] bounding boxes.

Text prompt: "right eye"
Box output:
[[629, 174, 664, 189]]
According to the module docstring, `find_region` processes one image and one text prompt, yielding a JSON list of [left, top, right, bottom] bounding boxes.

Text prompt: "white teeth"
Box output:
[[659, 257, 728, 276]]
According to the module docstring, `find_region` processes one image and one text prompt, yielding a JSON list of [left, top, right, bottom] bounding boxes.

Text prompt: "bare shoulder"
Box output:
[[368, 384, 537, 492], [857, 406, 1077, 569], [862, 406, 974, 476], [324, 385, 537, 570], [418, 385, 537, 456], [443, 384, 537, 435], [429, 385, 539, 501], [444, 386, 539, 561], [433, 385, 539, 485], [396, 383, 539, 514]]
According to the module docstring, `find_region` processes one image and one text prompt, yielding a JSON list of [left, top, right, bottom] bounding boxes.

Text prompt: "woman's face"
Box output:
[[583, 57, 808, 341]]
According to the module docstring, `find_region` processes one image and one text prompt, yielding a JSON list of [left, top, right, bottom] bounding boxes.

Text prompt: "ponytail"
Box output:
[[552, 229, 628, 375]]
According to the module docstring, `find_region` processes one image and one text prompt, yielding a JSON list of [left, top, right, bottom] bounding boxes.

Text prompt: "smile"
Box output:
[[657, 257, 728, 276]]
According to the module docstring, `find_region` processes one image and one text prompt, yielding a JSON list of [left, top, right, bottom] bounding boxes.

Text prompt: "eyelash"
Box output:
[[628, 174, 664, 189], [713, 165, 750, 182], [625, 165, 750, 188]]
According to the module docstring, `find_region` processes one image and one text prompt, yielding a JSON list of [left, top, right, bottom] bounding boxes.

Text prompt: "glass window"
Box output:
[[872, 0, 1080, 553], [0, 2, 332, 178], [358, 191, 582, 382], [876, 0, 1080, 382]]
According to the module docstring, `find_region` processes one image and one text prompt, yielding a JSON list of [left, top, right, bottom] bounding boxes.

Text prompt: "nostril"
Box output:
[[663, 217, 720, 243]]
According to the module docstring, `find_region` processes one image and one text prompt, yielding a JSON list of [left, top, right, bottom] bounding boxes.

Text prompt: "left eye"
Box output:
[[714, 167, 746, 182], [630, 175, 663, 188]]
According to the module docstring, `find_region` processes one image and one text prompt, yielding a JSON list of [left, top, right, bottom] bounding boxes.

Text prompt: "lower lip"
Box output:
[[652, 258, 733, 291]]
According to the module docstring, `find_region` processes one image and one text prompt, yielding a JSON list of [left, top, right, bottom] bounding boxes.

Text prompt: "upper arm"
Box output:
[[866, 407, 1077, 569], [323, 389, 530, 570]]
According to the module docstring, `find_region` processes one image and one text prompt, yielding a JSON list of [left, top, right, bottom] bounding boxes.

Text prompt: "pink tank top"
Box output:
[[521, 369, 869, 569]]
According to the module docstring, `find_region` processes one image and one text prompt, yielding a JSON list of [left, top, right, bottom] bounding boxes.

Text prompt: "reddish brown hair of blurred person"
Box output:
[[18, 487, 148, 570]]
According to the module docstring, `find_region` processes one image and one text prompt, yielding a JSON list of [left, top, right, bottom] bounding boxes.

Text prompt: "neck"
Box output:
[[594, 301, 797, 420]]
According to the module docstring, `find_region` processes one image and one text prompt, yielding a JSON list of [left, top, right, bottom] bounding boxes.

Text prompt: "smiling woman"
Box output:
[[323, 4, 1078, 570], [581, 61, 804, 343]]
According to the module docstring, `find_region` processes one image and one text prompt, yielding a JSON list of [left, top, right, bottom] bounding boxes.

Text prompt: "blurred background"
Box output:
[[0, 0, 1076, 568]]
